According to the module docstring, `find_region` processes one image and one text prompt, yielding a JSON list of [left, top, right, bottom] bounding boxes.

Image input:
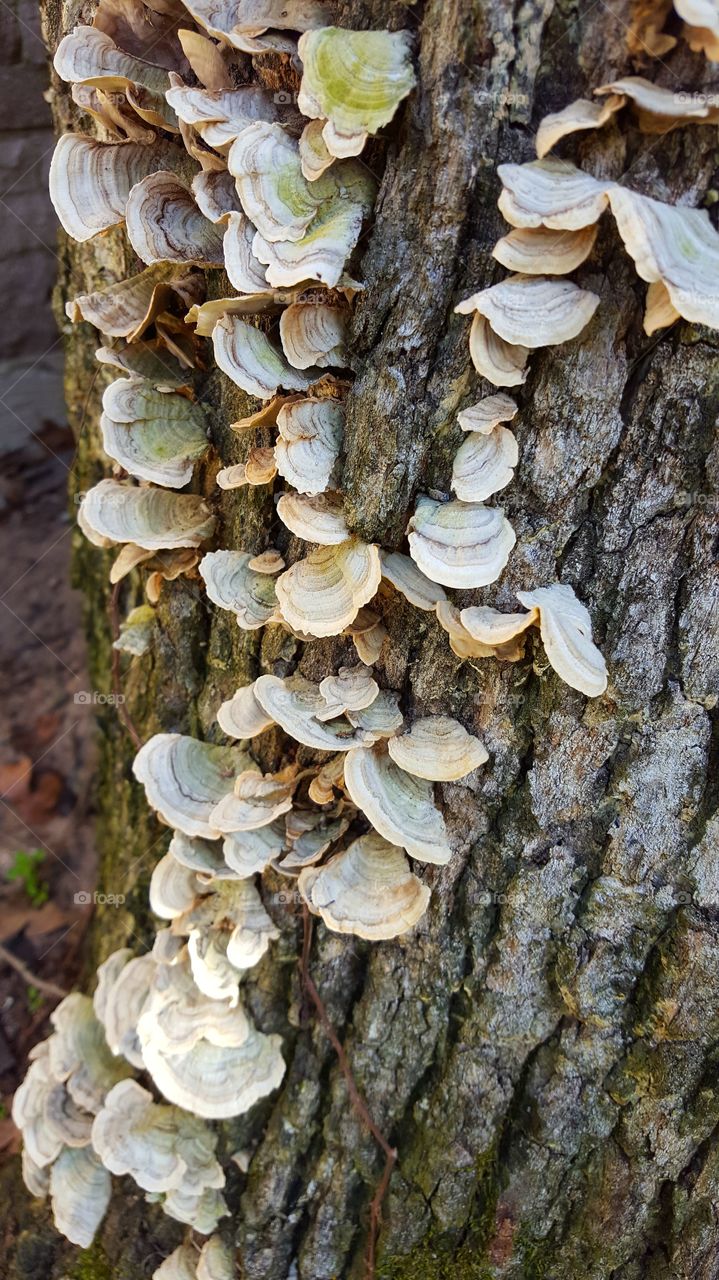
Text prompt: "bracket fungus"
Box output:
[[49, 135, 182, 241], [535, 94, 625, 157], [275, 539, 382, 637], [379, 550, 447, 610], [407, 495, 515, 589], [213, 315, 319, 399], [299, 833, 430, 940], [497, 158, 613, 230], [217, 684, 275, 740], [125, 171, 226, 266], [79, 480, 215, 551], [222, 211, 270, 292], [297, 28, 416, 158], [387, 716, 488, 782], [456, 276, 600, 350], [200, 550, 280, 630], [66, 262, 204, 340], [279, 300, 349, 369], [516, 584, 608, 697], [210, 769, 295, 833], [451, 425, 518, 503], [274, 398, 344, 495], [492, 224, 598, 275], [133, 734, 254, 838], [100, 378, 209, 487], [277, 490, 349, 544], [50, 1148, 112, 1248], [344, 747, 452, 865], [457, 393, 518, 433], [253, 673, 369, 750]]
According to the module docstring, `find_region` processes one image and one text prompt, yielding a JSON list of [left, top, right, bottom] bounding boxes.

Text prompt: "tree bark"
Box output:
[[4, 1, 719, 1278]]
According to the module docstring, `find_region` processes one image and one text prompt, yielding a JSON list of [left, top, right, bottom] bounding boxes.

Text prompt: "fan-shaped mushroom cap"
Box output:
[[492, 224, 598, 275], [317, 664, 379, 719], [44, 1080, 94, 1151], [348, 608, 388, 665], [222, 211, 270, 291], [217, 684, 275, 740], [275, 540, 382, 636], [467, 313, 529, 386], [133, 734, 254, 839], [379, 550, 448, 610], [169, 831, 238, 881], [307, 753, 345, 804], [279, 300, 348, 369], [644, 280, 681, 334], [140, 960, 251, 1054], [253, 673, 368, 749], [125, 170, 225, 267], [460, 604, 538, 646], [96, 341, 190, 391], [347, 689, 404, 738], [451, 426, 518, 503], [299, 832, 430, 940], [191, 170, 240, 226], [150, 850, 200, 920], [280, 811, 348, 868], [100, 379, 208, 487], [297, 28, 416, 157], [246, 447, 278, 484], [182, 878, 279, 970], [497, 157, 613, 229], [49, 134, 181, 242], [457, 394, 518, 434], [248, 548, 285, 573], [274, 398, 344, 495], [48, 993, 133, 1113], [79, 480, 215, 550], [70, 79, 159, 141], [100, 952, 156, 1068], [595, 75, 719, 130], [67, 263, 203, 340], [181, 0, 329, 43], [516, 583, 607, 696], [252, 201, 367, 288], [606, 187, 719, 329], [344, 747, 451, 865], [54, 25, 170, 94], [163, 1184, 230, 1234], [210, 770, 295, 833], [91, 1079, 223, 1194], [139, 1006, 285, 1119], [13, 1056, 66, 1168], [535, 95, 625, 157], [222, 820, 287, 876], [456, 275, 600, 348], [50, 1147, 111, 1248], [213, 315, 318, 399], [199, 550, 280, 630], [92, 948, 133, 1025], [22, 1148, 50, 1199], [277, 490, 349, 544], [198, 1235, 234, 1280], [387, 715, 488, 781], [166, 82, 278, 151], [185, 929, 242, 1004], [153, 1243, 198, 1280], [407, 496, 515, 589], [299, 118, 335, 180]]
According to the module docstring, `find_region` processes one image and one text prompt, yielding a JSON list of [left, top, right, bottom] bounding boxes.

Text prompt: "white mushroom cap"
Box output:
[[49, 1147, 111, 1248], [297, 28, 416, 154], [299, 118, 335, 180], [99, 952, 156, 1068], [387, 716, 488, 781], [153, 1243, 199, 1280], [181, 0, 329, 41], [53, 25, 170, 95], [466, 313, 529, 387], [166, 82, 278, 150], [22, 1148, 50, 1199], [100, 378, 208, 488], [492, 225, 598, 275], [12, 1056, 65, 1168], [436, 601, 501, 660], [222, 211, 270, 292], [210, 770, 295, 833], [496, 157, 613, 230], [407, 496, 515, 590], [451, 426, 518, 503], [217, 684, 275, 740], [125, 171, 225, 267], [48, 993, 133, 1113], [213, 315, 317, 399], [162, 1185, 229, 1234], [199, 551, 280, 631], [222, 821, 287, 876], [92, 948, 133, 1025], [198, 1235, 235, 1280], [79, 480, 215, 551], [192, 169, 242, 224], [139, 960, 251, 1055], [150, 850, 201, 920], [379, 550, 448, 610], [49, 134, 182, 242], [187, 930, 244, 1005], [274, 399, 344, 496], [456, 275, 600, 348], [279, 812, 349, 868], [317, 664, 379, 719], [344, 747, 452, 865], [457, 394, 518, 434], [253, 673, 369, 751], [277, 491, 350, 545], [252, 200, 368, 289], [170, 831, 241, 881], [133, 734, 255, 839], [535, 95, 625, 158], [346, 689, 404, 738], [516, 583, 608, 696], [459, 604, 538, 650], [299, 832, 430, 940], [275, 540, 382, 637], [279, 301, 348, 369]]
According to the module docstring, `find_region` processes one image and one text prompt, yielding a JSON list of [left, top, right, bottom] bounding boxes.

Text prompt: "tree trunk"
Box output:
[[4, 1, 719, 1278]]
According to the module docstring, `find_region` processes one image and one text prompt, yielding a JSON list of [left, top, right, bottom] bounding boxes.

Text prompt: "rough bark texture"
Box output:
[[3, 1, 719, 1278]]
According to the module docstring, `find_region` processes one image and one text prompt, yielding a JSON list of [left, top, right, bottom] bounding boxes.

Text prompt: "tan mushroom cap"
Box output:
[[516, 583, 608, 696], [209, 770, 295, 833], [66, 262, 203, 340], [133, 733, 254, 839], [180, 0, 328, 45], [451, 425, 518, 503], [197, 1234, 235, 1280], [457, 393, 518, 433], [317, 663, 379, 719], [49, 134, 181, 242], [435, 601, 499, 660], [54, 25, 170, 95], [274, 398, 344, 495], [535, 95, 625, 158], [213, 315, 317, 399], [299, 832, 430, 940], [277, 490, 349, 544], [456, 275, 600, 348], [49, 1147, 111, 1249], [125, 171, 225, 267], [275, 539, 382, 636], [595, 75, 719, 131], [153, 1243, 199, 1280], [460, 604, 538, 660], [344, 746, 452, 865], [387, 715, 488, 781], [248, 548, 285, 573], [496, 157, 613, 230], [280, 811, 348, 868], [379, 550, 448, 610], [349, 609, 388, 665], [253, 673, 369, 749], [279, 301, 348, 369], [79, 480, 215, 551], [492, 224, 598, 275], [407, 495, 515, 590], [607, 186, 719, 330], [467, 313, 529, 387], [199, 550, 280, 631], [644, 280, 681, 334]]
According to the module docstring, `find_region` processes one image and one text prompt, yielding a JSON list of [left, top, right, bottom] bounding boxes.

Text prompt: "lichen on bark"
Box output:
[[3, 0, 718, 1277]]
